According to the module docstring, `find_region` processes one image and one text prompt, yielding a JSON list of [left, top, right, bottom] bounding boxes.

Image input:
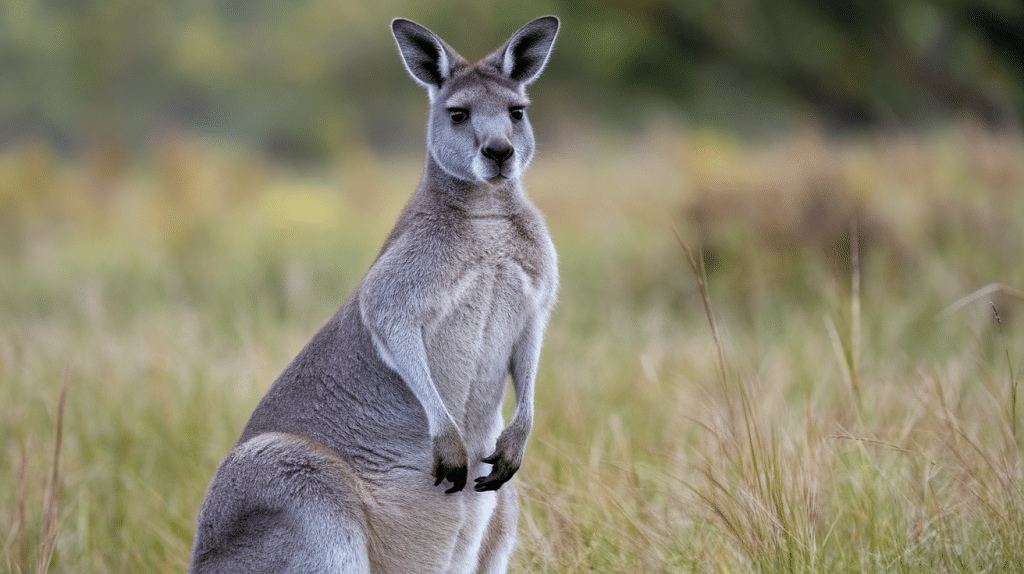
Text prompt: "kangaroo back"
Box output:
[[190, 16, 559, 574]]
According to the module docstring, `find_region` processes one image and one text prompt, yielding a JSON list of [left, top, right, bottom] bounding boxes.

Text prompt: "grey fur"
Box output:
[[190, 16, 559, 574]]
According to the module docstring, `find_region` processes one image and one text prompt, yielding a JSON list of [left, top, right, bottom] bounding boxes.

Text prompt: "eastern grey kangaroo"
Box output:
[[189, 15, 559, 574]]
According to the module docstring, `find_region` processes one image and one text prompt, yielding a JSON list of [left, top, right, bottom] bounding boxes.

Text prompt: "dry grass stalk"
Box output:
[[16, 443, 28, 573], [36, 373, 69, 574], [673, 227, 727, 389], [936, 283, 1024, 321], [848, 218, 862, 411], [989, 302, 1018, 448], [675, 228, 819, 569]]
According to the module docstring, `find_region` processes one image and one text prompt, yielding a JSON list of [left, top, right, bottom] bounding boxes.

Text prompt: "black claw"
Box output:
[[473, 455, 519, 492], [473, 479, 499, 492], [444, 467, 467, 494], [434, 462, 467, 493]]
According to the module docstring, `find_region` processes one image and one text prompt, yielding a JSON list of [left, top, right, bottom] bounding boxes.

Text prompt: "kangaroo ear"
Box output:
[[498, 16, 559, 85], [392, 18, 465, 90]]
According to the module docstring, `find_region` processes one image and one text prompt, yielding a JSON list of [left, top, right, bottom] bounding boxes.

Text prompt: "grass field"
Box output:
[[2, 123, 1023, 573]]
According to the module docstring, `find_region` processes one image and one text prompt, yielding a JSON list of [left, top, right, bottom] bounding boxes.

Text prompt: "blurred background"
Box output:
[[2, 0, 1022, 160]]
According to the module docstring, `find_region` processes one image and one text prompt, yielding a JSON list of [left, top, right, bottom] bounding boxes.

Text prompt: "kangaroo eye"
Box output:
[[449, 109, 469, 124], [510, 107, 525, 121]]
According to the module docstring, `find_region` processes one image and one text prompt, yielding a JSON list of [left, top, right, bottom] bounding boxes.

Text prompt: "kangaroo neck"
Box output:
[[421, 154, 521, 216]]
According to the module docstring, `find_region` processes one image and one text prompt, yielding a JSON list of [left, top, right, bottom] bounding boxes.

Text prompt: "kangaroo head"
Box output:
[[392, 16, 559, 185]]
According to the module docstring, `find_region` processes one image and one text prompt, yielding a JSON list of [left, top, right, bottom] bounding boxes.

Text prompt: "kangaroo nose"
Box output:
[[482, 143, 514, 163]]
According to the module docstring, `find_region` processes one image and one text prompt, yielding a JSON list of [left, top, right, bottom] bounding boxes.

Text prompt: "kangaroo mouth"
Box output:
[[482, 165, 511, 184], [473, 155, 515, 184]]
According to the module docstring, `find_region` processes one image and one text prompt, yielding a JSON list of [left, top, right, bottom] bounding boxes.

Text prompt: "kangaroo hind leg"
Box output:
[[190, 432, 370, 574]]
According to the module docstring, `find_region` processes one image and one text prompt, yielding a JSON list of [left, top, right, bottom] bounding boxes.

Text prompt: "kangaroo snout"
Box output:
[[482, 141, 514, 164]]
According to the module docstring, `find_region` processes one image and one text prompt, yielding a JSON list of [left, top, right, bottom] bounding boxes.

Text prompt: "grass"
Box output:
[[2, 123, 1023, 572]]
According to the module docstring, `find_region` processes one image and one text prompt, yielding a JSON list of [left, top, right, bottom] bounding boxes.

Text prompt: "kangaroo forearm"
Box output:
[[360, 304, 453, 437]]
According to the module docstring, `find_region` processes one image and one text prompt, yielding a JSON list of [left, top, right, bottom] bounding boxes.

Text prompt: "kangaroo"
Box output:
[[189, 16, 559, 574]]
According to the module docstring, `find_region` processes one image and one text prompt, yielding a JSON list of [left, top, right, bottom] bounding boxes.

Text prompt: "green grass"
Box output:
[[2, 126, 1023, 572]]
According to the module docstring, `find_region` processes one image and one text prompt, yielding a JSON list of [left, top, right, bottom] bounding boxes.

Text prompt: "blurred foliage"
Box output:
[[1, 0, 1023, 162]]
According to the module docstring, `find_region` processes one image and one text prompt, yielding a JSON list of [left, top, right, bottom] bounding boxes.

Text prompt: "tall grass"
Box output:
[[2, 124, 1023, 572]]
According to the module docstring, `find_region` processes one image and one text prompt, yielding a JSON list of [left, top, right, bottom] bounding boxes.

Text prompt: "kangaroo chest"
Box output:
[[427, 216, 542, 357], [422, 214, 551, 422]]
